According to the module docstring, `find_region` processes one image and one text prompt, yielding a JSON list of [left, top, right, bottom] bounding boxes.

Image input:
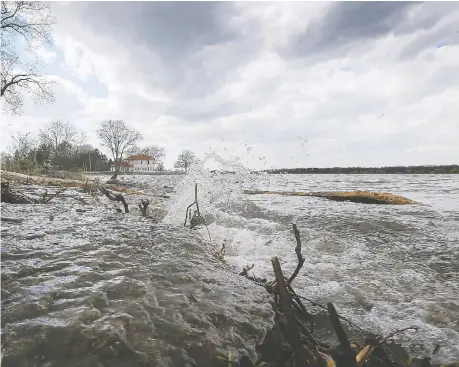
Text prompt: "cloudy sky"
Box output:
[[1, 1, 458, 170]]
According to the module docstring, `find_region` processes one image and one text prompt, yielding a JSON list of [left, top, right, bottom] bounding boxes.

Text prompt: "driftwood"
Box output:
[[95, 180, 129, 213], [1, 170, 142, 195], [138, 199, 150, 217], [41, 188, 67, 204], [235, 223, 443, 367], [1, 180, 66, 205], [1, 216, 23, 223], [184, 183, 211, 242], [1, 181, 36, 204], [288, 224, 305, 286], [272, 256, 316, 366], [1, 180, 66, 204], [184, 183, 203, 227]]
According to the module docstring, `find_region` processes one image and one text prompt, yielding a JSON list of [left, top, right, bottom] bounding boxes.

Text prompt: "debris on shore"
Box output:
[[0, 170, 144, 197], [243, 190, 419, 205], [233, 224, 447, 367]]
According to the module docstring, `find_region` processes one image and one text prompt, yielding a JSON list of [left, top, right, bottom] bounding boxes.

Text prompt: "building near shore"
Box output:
[[110, 154, 158, 172]]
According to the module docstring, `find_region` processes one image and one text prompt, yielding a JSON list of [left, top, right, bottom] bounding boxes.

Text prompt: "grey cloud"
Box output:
[[64, 1, 263, 102], [287, 2, 420, 58], [78, 2, 236, 58], [398, 15, 459, 59], [393, 2, 459, 35], [30, 2, 458, 169]]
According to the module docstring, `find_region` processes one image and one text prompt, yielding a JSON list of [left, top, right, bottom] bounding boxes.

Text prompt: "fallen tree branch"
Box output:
[[233, 222, 441, 367], [71, 196, 87, 204], [287, 223, 305, 286], [138, 199, 150, 217], [239, 264, 254, 277], [1, 181, 38, 204], [42, 188, 66, 203], [327, 302, 357, 367], [380, 326, 418, 344], [184, 183, 201, 226], [271, 256, 315, 366], [328, 302, 352, 350], [183, 183, 212, 242], [95, 179, 129, 213], [356, 327, 419, 367]]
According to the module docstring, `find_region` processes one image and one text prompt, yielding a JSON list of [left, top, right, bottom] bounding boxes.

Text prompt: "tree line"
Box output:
[[265, 165, 459, 175], [97, 119, 197, 175], [0, 4, 198, 175], [1, 119, 198, 175]]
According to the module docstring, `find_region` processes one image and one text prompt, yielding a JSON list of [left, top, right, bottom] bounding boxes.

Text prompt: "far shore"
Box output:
[[91, 164, 459, 175]]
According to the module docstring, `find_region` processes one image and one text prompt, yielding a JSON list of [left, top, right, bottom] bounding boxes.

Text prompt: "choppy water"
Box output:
[[2, 166, 459, 365]]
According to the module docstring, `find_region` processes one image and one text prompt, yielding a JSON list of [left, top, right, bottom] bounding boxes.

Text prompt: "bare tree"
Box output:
[[174, 150, 196, 173], [97, 120, 142, 176], [10, 131, 35, 159], [1, 1, 56, 115], [140, 145, 166, 167], [39, 120, 77, 159], [72, 132, 87, 155], [5, 130, 38, 172]]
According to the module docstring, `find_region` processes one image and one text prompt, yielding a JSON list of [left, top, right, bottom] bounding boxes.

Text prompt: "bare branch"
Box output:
[[42, 188, 66, 204], [132, 145, 166, 167], [287, 223, 306, 286], [271, 256, 314, 366], [327, 302, 352, 350], [1, 1, 56, 115], [94, 179, 129, 213], [138, 199, 150, 217]]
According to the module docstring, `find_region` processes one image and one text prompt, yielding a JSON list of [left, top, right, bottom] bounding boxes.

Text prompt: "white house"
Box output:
[[110, 154, 158, 172]]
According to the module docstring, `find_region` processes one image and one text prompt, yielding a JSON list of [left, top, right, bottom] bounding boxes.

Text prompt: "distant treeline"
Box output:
[[264, 165, 459, 174]]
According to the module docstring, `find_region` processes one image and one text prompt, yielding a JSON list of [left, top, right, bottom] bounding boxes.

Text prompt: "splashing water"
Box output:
[[2, 156, 458, 364], [163, 155, 459, 362]]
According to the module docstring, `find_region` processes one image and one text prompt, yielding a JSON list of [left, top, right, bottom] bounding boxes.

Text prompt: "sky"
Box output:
[[1, 1, 458, 170]]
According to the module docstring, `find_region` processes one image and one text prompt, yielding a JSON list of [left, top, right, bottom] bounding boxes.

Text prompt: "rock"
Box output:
[[106, 179, 122, 185], [1, 217, 23, 224]]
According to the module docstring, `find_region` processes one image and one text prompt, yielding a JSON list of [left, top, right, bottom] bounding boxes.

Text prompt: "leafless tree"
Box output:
[[1, 1, 56, 115], [174, 150, 196, 173], [133, 145, 166, 167], [11, 131, 36, 159], [97, 120, 142, 176], [0, 151, 13, 169], [5, 130, 38, 171], [39, 120, 77, 159], [72, 132, 87, 155]]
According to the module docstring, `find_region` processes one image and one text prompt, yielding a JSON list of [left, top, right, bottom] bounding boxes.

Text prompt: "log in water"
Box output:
[[243, 189, 419, 205]]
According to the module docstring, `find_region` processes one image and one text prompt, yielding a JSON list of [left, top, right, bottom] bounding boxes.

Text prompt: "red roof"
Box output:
[[126, 154, 153, 161], [111, 161, 133, 167]]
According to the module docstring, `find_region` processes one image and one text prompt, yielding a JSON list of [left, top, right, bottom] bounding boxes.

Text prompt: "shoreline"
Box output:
[[1, 172, 457, 365]]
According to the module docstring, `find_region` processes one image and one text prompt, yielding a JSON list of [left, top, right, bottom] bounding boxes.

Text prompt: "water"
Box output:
[[1, 168, 459, 364], [163, 169, 459, 362]]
